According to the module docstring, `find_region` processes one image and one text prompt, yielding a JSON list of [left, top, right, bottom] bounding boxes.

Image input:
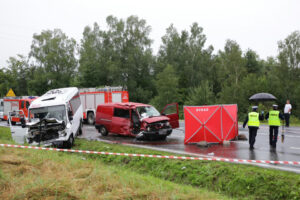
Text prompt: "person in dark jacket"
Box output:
[[265, 104, 284, 148], [243, 106, 264, 150]]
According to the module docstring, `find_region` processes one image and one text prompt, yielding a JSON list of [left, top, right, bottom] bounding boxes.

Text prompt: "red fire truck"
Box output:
[[79, 87, 129, 124], [3, 97, 37, 125]]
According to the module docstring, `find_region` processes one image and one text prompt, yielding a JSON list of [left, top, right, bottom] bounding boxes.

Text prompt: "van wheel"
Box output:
[[65, 134, 74, 149], [99, 126, 108, 136], [87, 112, 95, 125]]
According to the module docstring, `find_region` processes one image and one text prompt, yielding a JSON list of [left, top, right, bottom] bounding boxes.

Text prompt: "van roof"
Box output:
[[29, 87, 78, 109], [99, 102, 150, 109]]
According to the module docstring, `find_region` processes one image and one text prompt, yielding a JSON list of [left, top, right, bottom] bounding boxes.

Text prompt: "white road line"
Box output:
[[258, 133, 300, 138], [231, 141, 248, 145], [290, 147, 300, 150]]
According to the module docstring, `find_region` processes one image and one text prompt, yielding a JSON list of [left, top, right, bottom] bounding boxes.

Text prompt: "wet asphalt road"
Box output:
[[79, 121, 300, 173], [1, 120, 300, 173]]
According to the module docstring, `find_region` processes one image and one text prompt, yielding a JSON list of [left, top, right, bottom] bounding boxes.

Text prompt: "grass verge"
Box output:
[[1, 126, 300, 199], [0, 126, 229, 200]]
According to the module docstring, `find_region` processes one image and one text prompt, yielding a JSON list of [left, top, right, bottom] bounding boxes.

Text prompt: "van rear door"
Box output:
[[161, 103, 179, 129]]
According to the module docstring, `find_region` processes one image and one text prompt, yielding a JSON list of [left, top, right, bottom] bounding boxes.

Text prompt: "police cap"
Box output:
[[252, 106, 258, 111]]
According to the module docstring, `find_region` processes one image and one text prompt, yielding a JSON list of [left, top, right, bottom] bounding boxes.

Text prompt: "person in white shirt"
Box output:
[[284, 100, 292, 127]]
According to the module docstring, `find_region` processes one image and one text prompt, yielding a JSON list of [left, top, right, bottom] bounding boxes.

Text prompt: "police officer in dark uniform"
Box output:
[[243, 106, 264, 150], [265, 104, 284, 149]]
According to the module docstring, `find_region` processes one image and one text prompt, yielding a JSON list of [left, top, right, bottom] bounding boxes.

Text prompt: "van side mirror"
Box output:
[[20, 117, 26, 128], [68, 110, 73, 121]]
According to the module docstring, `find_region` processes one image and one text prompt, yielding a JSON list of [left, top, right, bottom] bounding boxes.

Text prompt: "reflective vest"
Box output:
[[248, 112, 259, 127], [268, 110, 280, 126]]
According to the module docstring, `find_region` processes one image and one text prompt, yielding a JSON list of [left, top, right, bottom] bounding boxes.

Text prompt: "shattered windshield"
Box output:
[[29, 105, 66, 122], [136, 106, 160, 119]]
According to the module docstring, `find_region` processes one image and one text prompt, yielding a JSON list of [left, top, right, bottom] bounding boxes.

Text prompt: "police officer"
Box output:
[[265, 105, 284, 148], [243, 106, 264, 150]]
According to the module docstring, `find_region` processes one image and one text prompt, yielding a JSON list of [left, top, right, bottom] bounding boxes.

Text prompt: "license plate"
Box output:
[[159, 129, 167, 135]]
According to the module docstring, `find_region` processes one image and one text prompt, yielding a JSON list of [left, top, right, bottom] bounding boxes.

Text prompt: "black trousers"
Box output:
[[248, 127, 258, 148], [269, 126, 279, 148], [284, 113, 290, 127]]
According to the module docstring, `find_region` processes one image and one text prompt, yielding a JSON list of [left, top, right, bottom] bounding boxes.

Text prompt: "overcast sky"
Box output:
[[0, 0, 299, 68]]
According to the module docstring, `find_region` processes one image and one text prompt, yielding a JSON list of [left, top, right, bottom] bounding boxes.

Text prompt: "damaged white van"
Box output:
[[26, 87, 83, 148]]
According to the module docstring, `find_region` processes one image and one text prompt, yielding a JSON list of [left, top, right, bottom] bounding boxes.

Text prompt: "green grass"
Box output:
[[0, 147, 227, 200], [0, 127, 229, 200], [1, 127, 300, 199]]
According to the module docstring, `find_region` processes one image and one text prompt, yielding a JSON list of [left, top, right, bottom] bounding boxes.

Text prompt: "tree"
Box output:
[[29, 29, 78, 95], [244, 49, 261, 74], [0, 68, 10, 97], [78, 16, 155, 103], [218, 40, 246, 102], [185, 81, 215, 106], [78, 23, 110, 87], [150, 65, 179, 111], [278, 31, 300, 70], [6, 55, 30, 96], [276, 30, 300, 116], [157, 23, 214, 104]]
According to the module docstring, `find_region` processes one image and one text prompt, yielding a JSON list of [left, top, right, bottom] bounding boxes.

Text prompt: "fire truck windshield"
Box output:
[[29, 105, 66, 122], [136, 106, 160, 119]]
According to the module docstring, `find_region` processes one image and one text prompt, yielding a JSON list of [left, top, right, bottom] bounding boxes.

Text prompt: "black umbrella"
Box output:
[[249, 93, 277, 102]]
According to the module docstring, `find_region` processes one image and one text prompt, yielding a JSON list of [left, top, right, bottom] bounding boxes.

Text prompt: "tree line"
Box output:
[[0, 15, 299, 119]]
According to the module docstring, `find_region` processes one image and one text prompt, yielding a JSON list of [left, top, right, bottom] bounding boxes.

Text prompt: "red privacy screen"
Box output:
[[184, 104, 238, 144]]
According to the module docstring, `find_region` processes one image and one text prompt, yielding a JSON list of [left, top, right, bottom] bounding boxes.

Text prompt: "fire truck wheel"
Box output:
[[87, 112, 95, 125], [99, 126, 108, 136]]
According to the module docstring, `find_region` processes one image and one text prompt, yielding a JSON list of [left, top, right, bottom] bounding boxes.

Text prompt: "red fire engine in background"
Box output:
[[3, 97, 37, 125], [79, 87, 129, 124]]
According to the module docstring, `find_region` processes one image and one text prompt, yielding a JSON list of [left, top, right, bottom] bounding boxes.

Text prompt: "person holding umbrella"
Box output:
[[243, 106, 264, 150], [265, 105, 284, 149]]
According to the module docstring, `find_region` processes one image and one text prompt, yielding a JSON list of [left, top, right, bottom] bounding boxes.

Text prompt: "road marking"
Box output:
[[291, 147, 300, 150], [258, 133, 300, 138]]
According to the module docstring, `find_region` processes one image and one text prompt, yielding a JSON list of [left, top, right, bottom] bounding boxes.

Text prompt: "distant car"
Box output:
[[95, 102, 179, 140]]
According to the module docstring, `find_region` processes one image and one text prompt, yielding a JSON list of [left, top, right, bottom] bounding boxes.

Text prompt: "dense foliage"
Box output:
[[1, 15, 299, 119]]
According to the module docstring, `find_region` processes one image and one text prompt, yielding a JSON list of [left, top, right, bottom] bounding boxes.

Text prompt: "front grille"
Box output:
[[147, 121, 168, 132]]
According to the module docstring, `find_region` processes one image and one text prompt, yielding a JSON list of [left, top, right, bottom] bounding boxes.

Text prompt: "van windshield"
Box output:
[[29, 105, 66, 122], [136, 106, 160, 119]]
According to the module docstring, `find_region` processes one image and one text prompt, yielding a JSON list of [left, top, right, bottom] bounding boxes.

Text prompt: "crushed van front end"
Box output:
[[136, 120, 172, 140], [26, 118, 69, 146]]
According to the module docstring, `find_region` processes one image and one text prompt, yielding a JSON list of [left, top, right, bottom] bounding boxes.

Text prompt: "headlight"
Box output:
[[166, 121, 170, 126], [58, 130, 67, 137], [147, 126, 151, 132]]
